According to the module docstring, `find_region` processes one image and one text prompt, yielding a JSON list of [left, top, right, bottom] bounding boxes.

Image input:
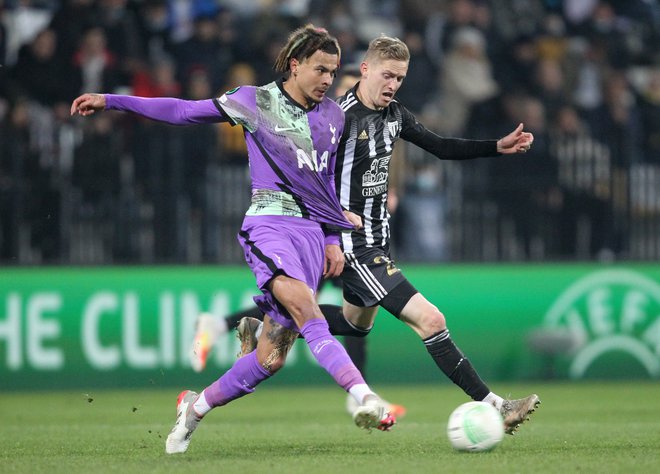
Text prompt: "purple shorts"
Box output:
[[238, 215, 325, 331]]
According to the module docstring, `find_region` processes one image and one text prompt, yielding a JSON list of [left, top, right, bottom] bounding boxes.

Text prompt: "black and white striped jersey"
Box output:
[[335, 83, 499, 253]]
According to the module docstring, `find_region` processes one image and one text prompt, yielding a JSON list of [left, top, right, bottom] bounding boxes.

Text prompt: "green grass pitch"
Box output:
[[2, 382, 659, 473]]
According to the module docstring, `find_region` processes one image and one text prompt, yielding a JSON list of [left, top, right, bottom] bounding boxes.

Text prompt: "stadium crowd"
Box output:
[[0, 0, 658, 264]]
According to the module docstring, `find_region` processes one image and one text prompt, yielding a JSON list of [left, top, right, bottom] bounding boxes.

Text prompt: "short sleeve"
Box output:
[[214, 86, 258, 133]]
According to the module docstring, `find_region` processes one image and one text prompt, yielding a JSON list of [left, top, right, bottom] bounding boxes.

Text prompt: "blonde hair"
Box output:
[[273, 24, 341, 76], [363, 36, 410, 63]]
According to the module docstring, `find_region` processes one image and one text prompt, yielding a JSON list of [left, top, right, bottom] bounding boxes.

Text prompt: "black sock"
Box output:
[[225, 306, 265, 330], [225, 304, 371, 338], [424, 330, 490, 401], [344, 336, 367, 376], [319, 304, 371, 337]]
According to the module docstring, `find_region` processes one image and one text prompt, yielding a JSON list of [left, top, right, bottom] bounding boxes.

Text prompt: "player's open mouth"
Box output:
[[382, 92, 394, 100]]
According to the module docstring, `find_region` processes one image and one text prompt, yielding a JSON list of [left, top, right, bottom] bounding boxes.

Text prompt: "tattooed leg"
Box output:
[[256, 315, 298, 373]]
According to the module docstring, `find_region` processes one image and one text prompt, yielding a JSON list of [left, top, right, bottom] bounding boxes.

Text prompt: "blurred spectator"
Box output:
[[0, 100, 33, 260], [216, 8, 240, 60], [97, 0, 141, 58], [71, 27, 121, 95], [424, 26, 499, 135], [131, 57, 181, 97], [591, 70, 644, 167], [398, 0, 433, 33], [548, 105, 615, 258], [532, 58, 568, 122], [397, 161, 449, 262], [350, 0, 402, 43], [178, 66, 219, 261], [425, 0, 478, 66], [395, 30, 437, 114], [490, 94, 553, 259], [6, 25, 75, 227], [0, 2, 8, 68], [563, 0, 599, 27], [134, 0, 174, 62], [167, 0, 220, 43], [494, 33, 539, 96], [272, 0, 313, 19], [48, 0, 97, 61], [72, 113, 121, 207], [638, 69, 660, 163], [580, 1, 634, 69], [535, 13, 569, 61], [3, 0, 53, 65], [1, 98, 61, 262], [570, 36, 608, 114], [215, 62, 255, 164], [331, 15, 362, 67], [9, 27, 73, 106], [489, 0, 545, 42], [243, 11, 301, 84], [174, 11, 233, 93]]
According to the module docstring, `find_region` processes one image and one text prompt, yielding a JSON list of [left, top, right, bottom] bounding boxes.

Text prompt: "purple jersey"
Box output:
[[213, 80, 351, 232], [105, 81, 351, 233]]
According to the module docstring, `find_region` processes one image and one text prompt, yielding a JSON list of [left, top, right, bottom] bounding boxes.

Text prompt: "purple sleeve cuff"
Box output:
[[104, 95, 224, 125], [323, 232, 341, 247]]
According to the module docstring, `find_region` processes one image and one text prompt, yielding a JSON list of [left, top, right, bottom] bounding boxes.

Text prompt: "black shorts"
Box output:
[[342, 247, 418, 316]]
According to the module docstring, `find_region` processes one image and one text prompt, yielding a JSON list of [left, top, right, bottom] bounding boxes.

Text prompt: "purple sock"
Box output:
[[203, 351, 271, 407], [300, 318, 366, 391]]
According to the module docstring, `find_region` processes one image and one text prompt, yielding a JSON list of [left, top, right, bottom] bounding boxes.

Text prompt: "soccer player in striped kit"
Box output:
[[331, 35, 539, 434], [71, 25, 395, 455]]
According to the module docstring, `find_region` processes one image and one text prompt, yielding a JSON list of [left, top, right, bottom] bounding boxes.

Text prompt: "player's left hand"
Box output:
[[324, 244, 345, 278], [496, 123, 534, 154], [343, 210, 363, 229]]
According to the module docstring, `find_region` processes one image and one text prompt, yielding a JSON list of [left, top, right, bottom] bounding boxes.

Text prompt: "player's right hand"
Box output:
[[323, 244, 345, 278], [70, 93, 106, 116]]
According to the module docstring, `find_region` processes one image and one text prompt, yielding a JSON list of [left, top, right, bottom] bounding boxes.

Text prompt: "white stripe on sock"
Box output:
[[423, 330, 450, 346]]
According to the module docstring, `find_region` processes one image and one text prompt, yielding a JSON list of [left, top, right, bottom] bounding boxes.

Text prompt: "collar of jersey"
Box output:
[[349, 82, 385, 112], [276, 78, 318, 112]]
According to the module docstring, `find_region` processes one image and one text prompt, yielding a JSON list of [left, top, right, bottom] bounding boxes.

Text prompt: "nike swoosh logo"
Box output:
[[275, 125, 295, 132]]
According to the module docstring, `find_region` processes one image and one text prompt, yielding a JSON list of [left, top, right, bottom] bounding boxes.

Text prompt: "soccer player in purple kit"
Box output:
[[70, 25, 395, 455], [187, 64, 408, 419]]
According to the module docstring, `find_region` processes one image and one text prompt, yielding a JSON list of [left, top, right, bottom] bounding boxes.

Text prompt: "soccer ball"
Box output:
[[447, 401, 504, 452]]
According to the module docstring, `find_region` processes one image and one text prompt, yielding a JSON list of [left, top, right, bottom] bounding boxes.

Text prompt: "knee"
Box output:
[[420, 306, 447, 335], [281, 297, 320, 326]]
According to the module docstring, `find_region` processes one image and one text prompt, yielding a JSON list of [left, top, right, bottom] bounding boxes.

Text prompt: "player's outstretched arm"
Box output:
[[496, 123, 534, 154], [71, 93, 106, 116], [72, 93, 224, 125]]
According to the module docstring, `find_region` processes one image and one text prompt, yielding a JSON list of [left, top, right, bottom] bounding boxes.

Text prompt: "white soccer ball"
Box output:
[[447, 401, 504, 452]]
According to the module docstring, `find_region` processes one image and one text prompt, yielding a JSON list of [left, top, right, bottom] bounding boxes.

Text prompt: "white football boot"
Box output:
[[165, 390, 202, 454]]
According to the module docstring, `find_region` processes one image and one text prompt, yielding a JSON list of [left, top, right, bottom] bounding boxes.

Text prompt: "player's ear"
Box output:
[[290, 58, 300, 77]]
